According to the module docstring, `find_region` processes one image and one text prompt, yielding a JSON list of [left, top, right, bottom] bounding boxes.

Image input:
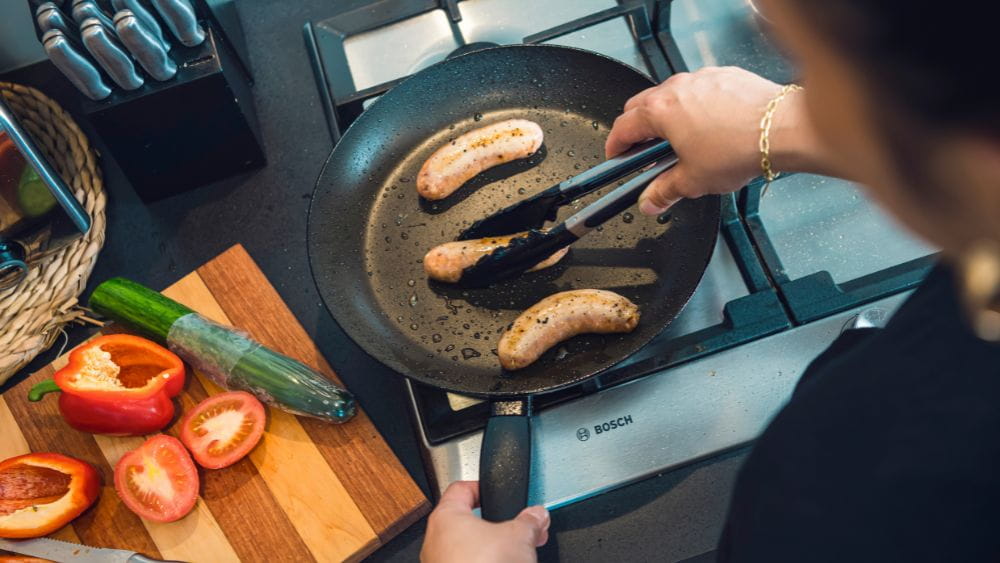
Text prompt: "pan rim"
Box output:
[[307, 44, 721, 398]]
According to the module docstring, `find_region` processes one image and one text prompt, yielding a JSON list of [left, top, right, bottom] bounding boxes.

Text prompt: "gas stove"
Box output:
[[305, 0, 935, 507]]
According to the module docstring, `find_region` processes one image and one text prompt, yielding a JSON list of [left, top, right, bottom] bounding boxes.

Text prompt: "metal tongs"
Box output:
[[457, 139, 678, 287]]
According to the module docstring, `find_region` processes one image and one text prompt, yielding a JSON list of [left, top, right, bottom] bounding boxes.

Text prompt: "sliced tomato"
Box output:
[[179, 391, 266, 469], [113, 435, 198, 523]]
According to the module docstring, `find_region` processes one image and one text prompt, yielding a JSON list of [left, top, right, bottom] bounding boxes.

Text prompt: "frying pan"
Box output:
[[308, 45, 720, 521]]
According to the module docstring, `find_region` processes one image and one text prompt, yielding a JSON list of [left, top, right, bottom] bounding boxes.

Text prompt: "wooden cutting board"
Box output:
[[0, 244, 429, 562]]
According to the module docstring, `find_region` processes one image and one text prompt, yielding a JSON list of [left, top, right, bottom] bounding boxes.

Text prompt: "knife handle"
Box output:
[[563, 154, 678, 237], [42, 28, 113, 100], [553, 139, 674, 205]]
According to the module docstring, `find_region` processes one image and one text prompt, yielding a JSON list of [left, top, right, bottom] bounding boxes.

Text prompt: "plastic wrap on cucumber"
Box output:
[[89, 277, 356, 423]]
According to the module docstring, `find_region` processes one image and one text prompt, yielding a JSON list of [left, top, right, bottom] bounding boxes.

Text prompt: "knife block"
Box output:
[[80, 22, 265, 201]]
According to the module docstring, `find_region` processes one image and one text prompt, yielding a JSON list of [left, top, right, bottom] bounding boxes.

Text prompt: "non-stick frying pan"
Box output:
[[308, 45, 720, 521]]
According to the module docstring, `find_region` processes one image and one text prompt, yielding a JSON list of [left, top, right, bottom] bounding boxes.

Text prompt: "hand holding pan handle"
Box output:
[[479, 398, 533, 522]]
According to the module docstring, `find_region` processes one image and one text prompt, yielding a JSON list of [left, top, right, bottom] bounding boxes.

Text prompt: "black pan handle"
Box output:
[[479, 398, 533, 522]]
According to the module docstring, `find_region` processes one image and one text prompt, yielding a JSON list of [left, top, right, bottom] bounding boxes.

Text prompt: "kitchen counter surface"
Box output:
[[1, 1, 744, 560]]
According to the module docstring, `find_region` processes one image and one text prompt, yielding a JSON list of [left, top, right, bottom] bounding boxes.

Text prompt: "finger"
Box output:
[[605, 108, 659, 158], [638, 167, 686, 216], [510, 505, 551, 548], [623, 88, 652, 112], [435, 481, 480, 513]]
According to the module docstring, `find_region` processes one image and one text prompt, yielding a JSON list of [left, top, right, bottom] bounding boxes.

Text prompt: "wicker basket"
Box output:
[[0, 82, 106, 384]]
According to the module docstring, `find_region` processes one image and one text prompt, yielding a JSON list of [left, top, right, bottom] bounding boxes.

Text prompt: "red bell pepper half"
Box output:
[[0, 453, 100, 538], [29, 334, 186, 435]]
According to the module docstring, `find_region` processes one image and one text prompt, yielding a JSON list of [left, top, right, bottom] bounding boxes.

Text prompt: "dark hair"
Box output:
[[791, 1, 1000, 207], [793, 1, 1000, 136]]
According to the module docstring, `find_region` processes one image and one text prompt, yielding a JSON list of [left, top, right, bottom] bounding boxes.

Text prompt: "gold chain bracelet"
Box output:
[[759, 83, 803, 196]]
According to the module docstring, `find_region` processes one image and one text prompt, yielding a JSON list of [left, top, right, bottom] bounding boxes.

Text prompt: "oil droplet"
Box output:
[[409, 294, 418, 307], [517, 187, 526, 195], [560, 121, 568, 127], [474, 113, 483, 121], [367, 271, 373, 277], [657, 213, 672, 224], [573, 163, 581, 170], [445, 344, 456, 352], [461, 348, 482, 360], [591, 121, 599, 129], [401, 232, 409, 240], [463, 323, 470, 329], [622, 212, 634, 224], [409, 323, 419, 331], [616, 234, 624, 240], [407, 279, 416, 287], [399, 177, 411, 183], [432, 333, 443, 343], [555, 347, 569, 360], [396, 316, 404, 322], [567, 150, 576, 157], [474, 332, 481, 339], [596, 225, 605, 232]]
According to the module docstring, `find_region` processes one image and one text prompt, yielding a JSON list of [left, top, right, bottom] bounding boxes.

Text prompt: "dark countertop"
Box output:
[[1, 1, 745, 560]]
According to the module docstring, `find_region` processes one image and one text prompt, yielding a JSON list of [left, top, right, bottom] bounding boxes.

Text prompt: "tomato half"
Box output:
[[179, 391, 266, 469], [113, 435, 198, 523]]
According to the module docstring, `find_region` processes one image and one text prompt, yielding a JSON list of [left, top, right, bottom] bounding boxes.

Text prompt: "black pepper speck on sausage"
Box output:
[[498, 289, 640, 370]]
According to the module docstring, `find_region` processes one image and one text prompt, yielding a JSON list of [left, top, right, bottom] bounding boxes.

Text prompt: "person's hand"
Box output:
[[606, 66, 807, 215], [420, 481, 550, 563]]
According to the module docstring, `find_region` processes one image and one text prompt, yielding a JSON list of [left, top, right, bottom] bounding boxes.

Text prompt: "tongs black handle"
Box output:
[[564, 152, 678, 236], [551, 139, 675, 205], [458, 150, 679, 287]]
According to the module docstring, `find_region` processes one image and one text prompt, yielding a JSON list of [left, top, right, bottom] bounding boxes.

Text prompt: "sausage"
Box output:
[[417, 119, 544, 200], [423, 233, 568, 283], [498, 289, 639, 370]]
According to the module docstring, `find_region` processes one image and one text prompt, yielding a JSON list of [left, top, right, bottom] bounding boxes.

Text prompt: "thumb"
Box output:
[[510, 505, 551, 548], [638, 166, 687, 216]]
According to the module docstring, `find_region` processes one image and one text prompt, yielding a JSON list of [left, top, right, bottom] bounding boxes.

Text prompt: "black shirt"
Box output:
[[719, 265, 1000, 562]]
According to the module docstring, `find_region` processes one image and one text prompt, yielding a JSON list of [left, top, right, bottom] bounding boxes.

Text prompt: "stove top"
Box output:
[[304, 0, 935, 505]]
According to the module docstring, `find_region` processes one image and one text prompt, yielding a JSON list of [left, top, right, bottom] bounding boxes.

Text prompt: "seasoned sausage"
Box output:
[[423, 233, 568, 283], [417, 119, 544, 200], [498, 289, 639, 370]]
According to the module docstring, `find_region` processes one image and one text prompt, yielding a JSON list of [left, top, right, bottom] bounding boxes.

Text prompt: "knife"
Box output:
[[114, 10, 177, 81], [36, 2, 80, 44], [70, 0, 116, 33], [81, 17, 145, 90], [42, 28, 113, 100], [0, 537, 184, 563], [150, 0, 205, 47], [111, 0, 171, 52]]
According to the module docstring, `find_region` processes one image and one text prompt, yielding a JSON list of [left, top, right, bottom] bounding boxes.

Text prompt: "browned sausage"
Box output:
[[416, 119, 544, 200], [498, 290, 640, 370], [423, 233, 568, 283]]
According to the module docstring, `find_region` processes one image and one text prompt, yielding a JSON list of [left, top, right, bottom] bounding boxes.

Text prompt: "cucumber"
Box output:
[[88, 277, 355, 423], [90, 277, 193, 342]]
